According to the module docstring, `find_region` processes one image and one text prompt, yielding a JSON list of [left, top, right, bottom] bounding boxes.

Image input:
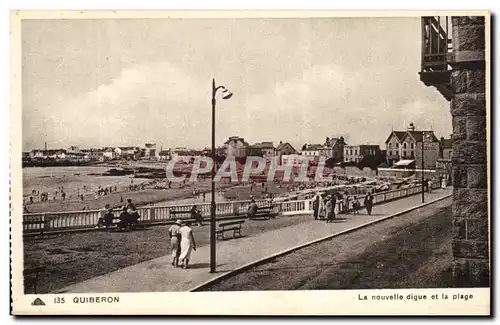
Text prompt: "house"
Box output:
[[385, 131, 407, 166], [400, 130, 440, 170], [170, 147, 196, 163], [253, 141, 275, 160], [275, 141, 297, 155], [325, 136, 347, 162], [30, 149, 45, 159], [144, 143, 157, 159], [300, 144, 323, 158], [115, 146, 141, 160], [224, 136, 248, 158], [42, 149, 67, 159], [343, 145, 381, 163], [102, 147, 116, 160], [158, 150, 171, 161], [67, 146, 80, 154], [281, 154, 304, 167]]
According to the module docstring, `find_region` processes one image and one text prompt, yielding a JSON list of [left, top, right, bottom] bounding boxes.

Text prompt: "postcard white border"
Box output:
[[10, 9, 491, 316]]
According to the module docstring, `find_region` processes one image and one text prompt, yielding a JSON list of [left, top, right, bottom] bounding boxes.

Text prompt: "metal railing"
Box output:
[[23, 183, 440, 235]]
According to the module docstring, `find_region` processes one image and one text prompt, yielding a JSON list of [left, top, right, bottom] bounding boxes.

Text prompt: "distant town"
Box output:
[[23, 122, 453, 177]]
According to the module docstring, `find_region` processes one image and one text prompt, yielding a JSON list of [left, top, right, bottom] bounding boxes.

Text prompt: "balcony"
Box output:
[[419, 16, 453, 101]]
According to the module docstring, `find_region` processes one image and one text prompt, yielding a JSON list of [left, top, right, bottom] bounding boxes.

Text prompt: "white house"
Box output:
[[224, 136, 248, 158]]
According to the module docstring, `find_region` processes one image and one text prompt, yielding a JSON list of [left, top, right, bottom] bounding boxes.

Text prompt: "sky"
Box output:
[[21, 17, 452, 152]]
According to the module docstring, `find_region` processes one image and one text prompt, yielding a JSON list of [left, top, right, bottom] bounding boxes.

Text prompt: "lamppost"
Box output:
[[421, 131, 425, 203], [210, 78, 232, 273], [421, 131, 432, 203]]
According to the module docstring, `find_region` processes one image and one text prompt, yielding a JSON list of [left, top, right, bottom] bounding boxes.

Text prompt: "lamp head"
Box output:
[[221, 88, 233, 100]]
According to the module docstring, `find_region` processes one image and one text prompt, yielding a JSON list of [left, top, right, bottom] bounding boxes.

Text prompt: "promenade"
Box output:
[[56, 187, 452, 293]]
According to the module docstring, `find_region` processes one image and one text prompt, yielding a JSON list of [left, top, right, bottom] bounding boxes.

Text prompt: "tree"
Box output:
[[301, 143, 307, 150], [325, 137, 330, 145]]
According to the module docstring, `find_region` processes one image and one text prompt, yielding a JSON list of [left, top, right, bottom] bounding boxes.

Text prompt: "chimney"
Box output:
[[408, 123, 416, 131], [44, 142, 47, 151]]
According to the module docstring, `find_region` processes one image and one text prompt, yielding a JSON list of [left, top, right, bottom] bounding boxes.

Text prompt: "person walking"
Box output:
[[318, 194, 326, 220], [326, 195, 336, 223], [168, 220, 183, 267], [312, 194, 320, 220], [364, 192, 373, 216], [178, 222, 197, 269], [343, 195, 350, 214], [428, 179, 433, 193], [441, 176, 446, 190]]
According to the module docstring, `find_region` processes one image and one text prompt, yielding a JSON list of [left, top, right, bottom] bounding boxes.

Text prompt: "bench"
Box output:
[[247, 206, 278, 220], [216, 220, 245, 240], [23, 219, 48, 239], [170, 210, 205, 225]]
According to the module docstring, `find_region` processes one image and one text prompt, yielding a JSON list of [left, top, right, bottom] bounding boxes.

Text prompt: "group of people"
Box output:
[[96, 198, 140, 230], [312, 191, 374, 221], [168, 219, 197, 269]]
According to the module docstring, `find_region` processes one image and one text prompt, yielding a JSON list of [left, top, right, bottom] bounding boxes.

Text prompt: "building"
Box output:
[[67, 146, 80, 154], [144, 143, 157, 159], [385, 130, 407, 166], [158, 150, 171, 161], [170, 147, 196, 163], [224, 136, 248, 158], [402, 130, 440, 170], [252, 141, 275, 160], [419, 16, 488, 285], [300, 144, 323, 159], [343, 145, 381, 163], [440, 136, 453, 160], [115, 146, 141, 160], [385, 123, 440, 168], [29, 149, 67, 159], [102, 147, 116, 160], [281, 154, 304, 167], [325, 136, 347, 162]]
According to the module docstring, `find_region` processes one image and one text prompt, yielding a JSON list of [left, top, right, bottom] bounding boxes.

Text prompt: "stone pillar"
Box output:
[[449, 16, 489, 286]]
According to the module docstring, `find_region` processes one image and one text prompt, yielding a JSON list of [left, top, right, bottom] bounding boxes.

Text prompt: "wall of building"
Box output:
[[386, 136, 401, 165], [450, 16, 488, 287], [401, 137, 416, 159], [414, 142, 440, 170]]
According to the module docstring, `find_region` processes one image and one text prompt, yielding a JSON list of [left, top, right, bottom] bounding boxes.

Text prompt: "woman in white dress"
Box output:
[[178, 222, 197, 269], [318, 194, 326, 220]]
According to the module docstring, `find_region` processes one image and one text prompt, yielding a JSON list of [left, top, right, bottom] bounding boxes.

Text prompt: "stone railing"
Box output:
[[22, 183, 437, 235]]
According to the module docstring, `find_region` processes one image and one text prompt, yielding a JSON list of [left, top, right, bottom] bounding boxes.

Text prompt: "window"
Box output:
[[396, 143, 399, 148], [389, 143, 392, 149], [389, 151, 392, 156], [403, 150, 406, 157], [350, 150, 353, 155], [410, 151, 414, 157], [403, 143, 407, 149], [411, 143, 414, 149]]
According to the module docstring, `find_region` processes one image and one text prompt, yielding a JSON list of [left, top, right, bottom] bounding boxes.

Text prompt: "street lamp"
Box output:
[[421, 131, 432, 203], [210, 78, 232, 273]]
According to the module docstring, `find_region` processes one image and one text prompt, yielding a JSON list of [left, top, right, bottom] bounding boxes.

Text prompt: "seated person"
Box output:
[[190, 205, 204, 226], [126, 199, 140, 223], [247, 199, 258, 218], [117, 206, 130, 229], [103, 205, 115, 227]]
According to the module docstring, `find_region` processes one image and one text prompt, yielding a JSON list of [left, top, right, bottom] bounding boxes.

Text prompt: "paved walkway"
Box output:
[[56, 188, 452, 293]]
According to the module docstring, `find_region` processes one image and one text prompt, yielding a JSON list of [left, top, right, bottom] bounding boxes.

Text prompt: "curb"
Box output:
[[189, 193, 452, 292]]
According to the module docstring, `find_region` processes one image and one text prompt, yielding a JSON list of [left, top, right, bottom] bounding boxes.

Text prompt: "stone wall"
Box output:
[[449, 16, 489, 286]]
